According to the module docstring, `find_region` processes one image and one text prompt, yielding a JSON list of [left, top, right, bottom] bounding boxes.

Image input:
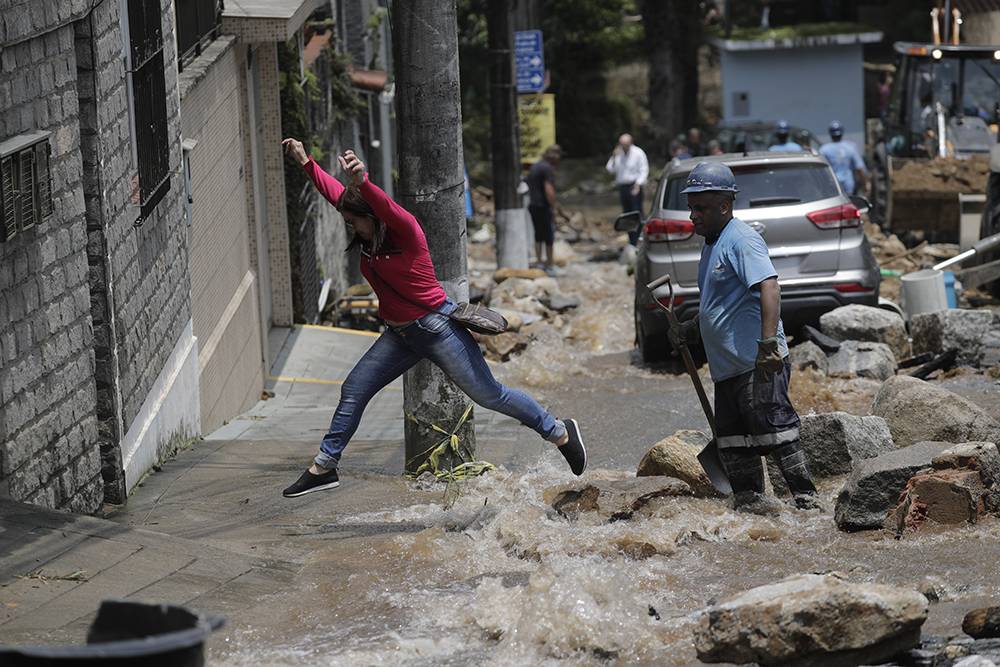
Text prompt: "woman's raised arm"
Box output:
[[284, 137, 345, 206]]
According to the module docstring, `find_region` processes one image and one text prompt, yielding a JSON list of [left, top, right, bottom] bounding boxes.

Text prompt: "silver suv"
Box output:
[[617, 152, 880, 363]]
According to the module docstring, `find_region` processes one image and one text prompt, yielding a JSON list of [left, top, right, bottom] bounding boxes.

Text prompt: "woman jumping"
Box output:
[[280, 139, 587, 497]]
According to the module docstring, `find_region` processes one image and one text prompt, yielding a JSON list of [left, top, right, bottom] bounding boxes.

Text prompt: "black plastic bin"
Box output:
[[0, 600, 224, 666]]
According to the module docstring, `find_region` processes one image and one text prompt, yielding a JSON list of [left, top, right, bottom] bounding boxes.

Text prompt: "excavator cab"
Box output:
[[871, 43, 1000, 241]]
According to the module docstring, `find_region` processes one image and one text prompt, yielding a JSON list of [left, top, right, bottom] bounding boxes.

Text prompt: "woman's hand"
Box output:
[[282, 137, 310, 166], [338, 150, 366, 187]]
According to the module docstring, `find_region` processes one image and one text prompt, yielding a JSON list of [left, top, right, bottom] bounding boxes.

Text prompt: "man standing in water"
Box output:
[[672, 162, 820, 513]]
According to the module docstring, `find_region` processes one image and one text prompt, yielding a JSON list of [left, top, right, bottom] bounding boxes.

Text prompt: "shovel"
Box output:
[[646, 274, 732, 495]]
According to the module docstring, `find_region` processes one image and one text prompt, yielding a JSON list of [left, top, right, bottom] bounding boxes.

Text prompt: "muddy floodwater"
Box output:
[[214, 460, 1000, 666], [212, 200, 999, 666]]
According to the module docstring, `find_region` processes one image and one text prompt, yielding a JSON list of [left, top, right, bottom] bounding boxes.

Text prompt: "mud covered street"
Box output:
[[200, 192, 1000, 666]]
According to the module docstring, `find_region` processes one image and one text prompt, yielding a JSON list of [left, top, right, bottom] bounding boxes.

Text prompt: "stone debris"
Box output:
[[543, 477, 692, 522], [790, 340, 829, 374], [965, 607, 1000, 640], [482, 332, 530, 362], [911, 309, 1000, 368], [835, 441, 956, 531], [693, 573, 928, 666], [827, 340, 897, 380], [886, 442, 1000, 535], [492, 267, 549, 282], [768, 412, 894, 495], [871, 376, 1000, 449], [540, 294, 580, 313], [820, 304, 911, 360], [636, 430, 719, 497]]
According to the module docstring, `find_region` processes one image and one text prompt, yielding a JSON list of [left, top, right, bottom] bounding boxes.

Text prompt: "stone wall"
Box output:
[[0, 2, 102, 512]]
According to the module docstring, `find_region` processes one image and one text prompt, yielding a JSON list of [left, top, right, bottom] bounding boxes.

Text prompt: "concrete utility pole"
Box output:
[[391, 0, 476, 472], [488, 0, 529, 269]]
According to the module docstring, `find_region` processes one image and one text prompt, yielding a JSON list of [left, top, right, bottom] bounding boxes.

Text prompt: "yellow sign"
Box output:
[[518, 94, 555, 165]]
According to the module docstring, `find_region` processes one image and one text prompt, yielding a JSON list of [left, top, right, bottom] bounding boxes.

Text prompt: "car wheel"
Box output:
[[636, 310, 670, 363]]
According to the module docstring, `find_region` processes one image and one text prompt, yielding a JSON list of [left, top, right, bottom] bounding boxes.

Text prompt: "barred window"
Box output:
[[127, 0, 170, 222], [175, 0, 223, 72], [0, 133, 53, 243]]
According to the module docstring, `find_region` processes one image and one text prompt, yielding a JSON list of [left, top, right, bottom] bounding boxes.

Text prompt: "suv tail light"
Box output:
[[806, 204, 861, 229], [645, 218, 694, 242], [833, 282, 869, 293]]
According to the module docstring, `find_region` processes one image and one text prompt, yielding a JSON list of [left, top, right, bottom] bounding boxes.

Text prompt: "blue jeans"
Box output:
[[314, 300, 566, 468]]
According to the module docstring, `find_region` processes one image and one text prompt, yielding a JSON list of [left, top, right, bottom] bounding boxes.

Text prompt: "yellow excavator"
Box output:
[[868, 6, 1000, 247]]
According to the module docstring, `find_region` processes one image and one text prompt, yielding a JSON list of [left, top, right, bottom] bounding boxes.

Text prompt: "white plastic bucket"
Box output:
[[900, 268, 948, 319]]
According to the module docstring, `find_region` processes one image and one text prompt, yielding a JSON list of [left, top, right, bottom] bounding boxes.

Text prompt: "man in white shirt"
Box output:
[[606, 133, 650, 245]]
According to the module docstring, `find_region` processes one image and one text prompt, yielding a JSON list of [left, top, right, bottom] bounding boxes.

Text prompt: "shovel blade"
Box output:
[[697, 439, 732, 496]]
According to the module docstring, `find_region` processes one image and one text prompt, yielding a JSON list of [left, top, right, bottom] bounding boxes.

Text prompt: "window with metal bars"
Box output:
[[127, 0, 170, 221], [0, 133, 53, 243], [175, 0, 223, 72]]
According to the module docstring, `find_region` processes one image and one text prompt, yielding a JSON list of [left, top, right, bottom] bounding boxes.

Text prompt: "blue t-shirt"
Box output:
[[698, 218, 787, 381], [768, 141, 803, 152], [819, 140, 866, 194]]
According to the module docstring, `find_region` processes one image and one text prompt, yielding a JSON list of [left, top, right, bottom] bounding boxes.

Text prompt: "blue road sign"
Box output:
[[515, 30, 544, 93]]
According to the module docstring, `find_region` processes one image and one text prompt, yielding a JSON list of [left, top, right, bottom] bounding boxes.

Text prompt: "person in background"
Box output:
[[672, 161, 820, 514], [687, 127, 705, 157], [877, 72, 893, 120], [606, 133, 650, 245], [768, 120, 803, 152], [278, 139, 587, 497], [526, 144, 562, 272], [819, 120, 867, 195], [670, 137, 692, 161], [706, 139, 724, 156]]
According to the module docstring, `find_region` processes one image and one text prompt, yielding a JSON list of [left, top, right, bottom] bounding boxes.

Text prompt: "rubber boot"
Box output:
[[718, 449, 782, 515], [770, 441, 821, 510]]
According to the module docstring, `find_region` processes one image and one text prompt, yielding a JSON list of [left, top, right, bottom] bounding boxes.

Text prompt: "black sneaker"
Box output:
[[558, 419, 587, 476], [282, 467, 340, 497]]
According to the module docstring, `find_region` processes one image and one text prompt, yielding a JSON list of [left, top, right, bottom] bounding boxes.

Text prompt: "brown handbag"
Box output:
[[367, 263, 508, 336]]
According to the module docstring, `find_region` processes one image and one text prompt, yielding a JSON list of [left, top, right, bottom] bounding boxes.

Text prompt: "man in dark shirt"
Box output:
[[526, 145, 561, 271]]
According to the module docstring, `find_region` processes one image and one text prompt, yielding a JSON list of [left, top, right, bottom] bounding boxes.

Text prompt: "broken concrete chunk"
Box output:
[[885, 468, 991, 534], [933, 442, 1000, 489]]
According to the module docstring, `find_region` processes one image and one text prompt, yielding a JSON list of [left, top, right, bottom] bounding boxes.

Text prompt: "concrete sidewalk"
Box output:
[[0, 324, 557, 651]]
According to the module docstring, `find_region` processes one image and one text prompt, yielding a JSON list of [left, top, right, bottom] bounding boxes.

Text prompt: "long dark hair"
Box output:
[[339, 186, 385, 253]]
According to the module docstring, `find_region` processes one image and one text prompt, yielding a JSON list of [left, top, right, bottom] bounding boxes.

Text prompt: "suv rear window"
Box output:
[[662, 163, 840, 210]]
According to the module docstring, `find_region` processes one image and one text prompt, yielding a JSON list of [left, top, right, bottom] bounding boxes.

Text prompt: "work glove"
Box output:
[[756, 336, 784, 374], [668, 317, 700, 351]]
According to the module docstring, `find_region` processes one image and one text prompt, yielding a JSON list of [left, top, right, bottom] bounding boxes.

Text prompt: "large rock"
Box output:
[[965, 607, 1000, 639], [768, 412, 894, 495], [834, 441, 956, 531], [911, 309, 999, 367], [885, 468, 991, 534], [544, 477, 691, 521], [790, 341, 829, 374], [482, 332, 529, 362], [827, 341, 897, 380], [871, 376, 1000, 449], [820, 304, 910, 360], [636, 430, 718, 497], [694, 573, 928, 666]]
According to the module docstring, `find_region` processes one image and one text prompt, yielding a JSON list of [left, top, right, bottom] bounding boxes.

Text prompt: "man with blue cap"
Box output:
[[672, 161, 820, 513], [820, 120, 867, 195], [768, 120, 802, 152]]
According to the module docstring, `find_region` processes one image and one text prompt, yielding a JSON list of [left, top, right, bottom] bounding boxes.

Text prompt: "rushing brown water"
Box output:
[[214, 210, 1000, 666]]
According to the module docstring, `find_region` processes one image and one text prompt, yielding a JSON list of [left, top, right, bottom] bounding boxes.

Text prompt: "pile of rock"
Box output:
[[834, 376, 1000, 533], [911, 308, 1000, 370], [474, 267, 582, 362], [788, 304, 906, 380]]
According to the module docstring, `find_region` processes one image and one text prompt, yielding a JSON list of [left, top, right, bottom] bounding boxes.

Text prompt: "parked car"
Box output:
[[617, 152, 880, 363], [714, 122, 821, 154]]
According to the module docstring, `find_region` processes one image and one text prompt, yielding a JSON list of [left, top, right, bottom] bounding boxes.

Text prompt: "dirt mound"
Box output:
[[892, 156, 989, 194]]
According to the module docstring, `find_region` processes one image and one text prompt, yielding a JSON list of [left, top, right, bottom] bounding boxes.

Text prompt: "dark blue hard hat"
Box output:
[[775, 120, 791, 133], [680, 162, 739, 194], [829, 120, 844, 137]]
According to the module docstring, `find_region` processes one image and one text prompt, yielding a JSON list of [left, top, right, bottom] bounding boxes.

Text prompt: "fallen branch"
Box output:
[[908, 349, 957, 380]]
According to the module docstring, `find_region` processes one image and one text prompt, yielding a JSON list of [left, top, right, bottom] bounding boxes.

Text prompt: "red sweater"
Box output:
[[303, 159, 447, 322]]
